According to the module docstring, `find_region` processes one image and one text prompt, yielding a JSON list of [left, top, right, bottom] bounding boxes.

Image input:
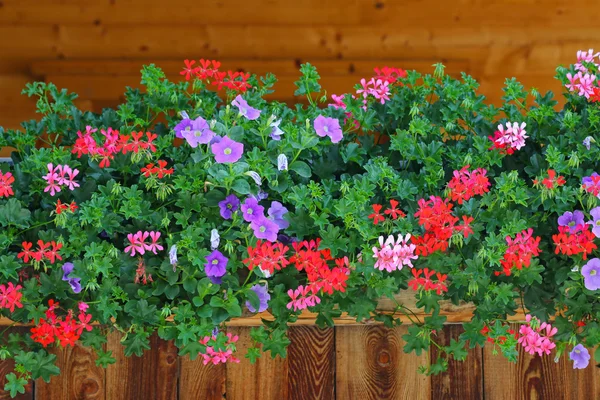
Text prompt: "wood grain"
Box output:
[[105, 332, 178, 400], [179, 356, 226, 400], [336, 325, 430, 399], [35, 343, 104, 400], [226, 326, 288, 400], [287, 326, 335, 400], [430, 325, 483, 400]]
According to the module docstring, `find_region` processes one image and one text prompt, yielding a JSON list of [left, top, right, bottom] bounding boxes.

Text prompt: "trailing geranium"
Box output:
[[1, 51, 600, 396]]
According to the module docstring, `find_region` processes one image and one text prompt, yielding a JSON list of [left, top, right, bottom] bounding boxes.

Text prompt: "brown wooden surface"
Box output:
[[179, 355, 225, 400]]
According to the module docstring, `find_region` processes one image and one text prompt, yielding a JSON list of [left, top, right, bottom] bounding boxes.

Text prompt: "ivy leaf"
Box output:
[[402, 325, 429, 356], [122, 331, 152, 357], [95, 350, 116, 368], [4, 373, 27, 398], [445, 339, 468, 361], [0, 198, 31, 228], [29, 350, 60, 383], [318, 225, 347, 257]]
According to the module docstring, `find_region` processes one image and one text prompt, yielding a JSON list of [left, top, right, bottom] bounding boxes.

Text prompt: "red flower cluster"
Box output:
[[0, 172, 14, 198], [413, 196, 460, 256], [582, 174, 600, 197], [589, 87, 600, 103], [447, 166, 491, 204], [533, 169, 566, 190], [480, 324, 517, 345], [407, 268, 448, 295], [30, 300, 92, 347], [552, 225, 597, 259], [17, 240, 63, 264], [488, 130, 515, 155], [243, 240, 290, 275], [496, 228, 542, 276], [55, 199, 78, 215], [368, 199, 405, 225], [72, 126, 157, 168], [290, 240, 350, 295], [141, 160, 174, 178], [372, 66, 407, 84], [0, 282, 23, 312], [180, 59, 252, 93]]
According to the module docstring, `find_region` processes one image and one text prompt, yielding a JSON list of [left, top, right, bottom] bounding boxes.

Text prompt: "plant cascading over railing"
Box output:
[[0, 50, 599, 396]]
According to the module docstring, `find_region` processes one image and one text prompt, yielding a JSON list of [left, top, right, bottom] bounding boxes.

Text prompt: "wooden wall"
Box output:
[[1, 324, 598, 400]]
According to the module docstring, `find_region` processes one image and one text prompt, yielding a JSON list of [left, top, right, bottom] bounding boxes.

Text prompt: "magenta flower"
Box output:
[[211, 136, 243, 163], [581, 258, 600, 290], [43, 163, 62, 196], [241, 198, 264, 222], [232, 95, 261, 120], [246, 284, 271, 313], [575, 49, 600, 73], [124, 231, 149, 256], [146, 231, 163, 254], [286, 285, 320, 311], [495, 122, 528, 151], [569, 344, 591, 369], [267, 201, 289, 230], [557, 210, 585, 233], [250, 215, 279, 242], [205, 250, 228, 278], [587, 207, 600, 237], [218, 194, 240, 220], [57, 165, 80, 190], [314, 115, 343, 144], [181, 116, 215, 147]]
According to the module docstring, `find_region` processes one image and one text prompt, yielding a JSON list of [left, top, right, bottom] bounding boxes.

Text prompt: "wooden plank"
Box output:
[[287, 326, 335, 400], [483, 323, 600, 400], [430, 325, 483, 400], [179, 356, 226, 400], [35, 342, 105, 400], [226, 326, 288, 400], [105, 332, 178, 400], [336, 325, 430, 399]]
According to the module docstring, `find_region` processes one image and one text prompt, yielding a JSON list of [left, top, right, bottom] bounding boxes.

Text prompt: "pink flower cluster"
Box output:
[[124, 231, 163, 257], [372, 234, 418, 272], [199, 332, 240, 365], [357, 78, 391, 105], [517, 314, 557, 356], [494, 122, 528, 152], [286, 285, 321, 311], [566, 71, 597, 99], [0, 282, 23, 313], [575, 49, 600, 73], [42, 163, 79, 196]]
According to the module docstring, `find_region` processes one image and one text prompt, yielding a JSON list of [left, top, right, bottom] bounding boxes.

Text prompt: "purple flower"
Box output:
[[205, 250, 228, 278], [588, 207, 600, 238], [181, 116, 215, 147], [246, 284, 271, 313], [277, 154, 288, 171], [210, 229, 220, 250], [557, 210, 585, 233], [569, 344, 591, 369], [581, 258, 600, 290], [314, 115, 343, 144], [250, 215, 279, 242], [61, 262, 82, 294], [246, 171, 262, 186], [583, 136, 594, 150], [169, 245, 178, 271], [270, 119, 284, 140], [173, 111, 192, 139], [218, 194, 240, 220], [232, 95, 261, 120], [268, 201, 289, 230], [241, 198, 264, 222], [252, 190, 269, 201], [211, 136, 244, 163], [208, 275, 222, 285]]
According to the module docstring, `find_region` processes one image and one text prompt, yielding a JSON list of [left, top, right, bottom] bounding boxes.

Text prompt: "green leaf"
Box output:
[[4, 373, 27, 398], [0, 198, 31, 228], [95, 350, 116, 368], [232, 179, 251, 195], [289, 161, 311, 178]]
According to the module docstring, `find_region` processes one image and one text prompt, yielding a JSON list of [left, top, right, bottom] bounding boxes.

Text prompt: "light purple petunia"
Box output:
[[558, 210, 585, 233], [587, 207, 600, 238], [252, 190, 269, 201], [210, 229, 220, 250], [583, 136, 594, 150], [246, 171, 262, 186], [181, 116, 215, 147], [268, 201, 289, 230], [218, 194, 240, 220], [270, 119, 284, 140], [173, 111, 192, 139], [61, 262, 82, 294], [569, 344, 591, 369], [232, 95, 261, 120], [277, 154, 288, 171], [241, 197, 264, 222], [314, 115, 343, 143], [205, 250, 228, 278], [246, 284, 271, 313], [250, 215, 279, 242], [211, 136, 244, 163], [581, 258, 600, 290]]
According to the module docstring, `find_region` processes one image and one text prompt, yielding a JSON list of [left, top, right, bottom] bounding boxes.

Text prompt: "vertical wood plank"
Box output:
[[179, 356, 226, 400], [287, 326, 335, 400], [430, 324, 482, 400], [336, 325, 430, 399], [35, 342, 105, 400], [483, 324, 600, 400], [226, 326, 289, 400], [105, 332, 178, 400]]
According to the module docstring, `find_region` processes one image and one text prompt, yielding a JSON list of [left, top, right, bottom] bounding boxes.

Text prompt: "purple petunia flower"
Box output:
[[558, 210, 585, 233], [211, 136, 244, 163], [181, 116, 215, 147], [583, 136, 594, 150], [208, 275, 222, 285], [232, 95, 261, 120], [581, 258, 600, 290], [569, 344, 591, 369], [218, 194, 240, 220], [270, 119, 284, 140], [61, 262, 82, 294], [246, 284, 271, 313], [205, 250, 228, 278], [268, 201, 289, 230], [588, 207, 600, 238], [252, 190, 269, 202], [314, 115, 343, 143], [246, 171, 262, 186], [173, 111, 192, 139], [250, 215, 279, 242], [277, 154, 288, 171], [241, 198, 264, 222]]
